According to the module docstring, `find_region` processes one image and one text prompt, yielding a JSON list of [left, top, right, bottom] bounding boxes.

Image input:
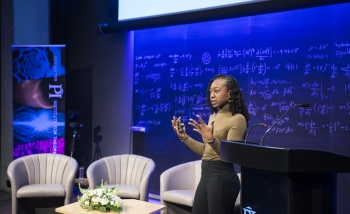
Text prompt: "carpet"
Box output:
[[0, 187, 161, 214], [0, 198, 11, 214], [0, 187, 81, 214]]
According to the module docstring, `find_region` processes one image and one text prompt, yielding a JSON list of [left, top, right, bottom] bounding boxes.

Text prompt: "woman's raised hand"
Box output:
[[188, 115, 215, 142], [171, 116, 187, 139]]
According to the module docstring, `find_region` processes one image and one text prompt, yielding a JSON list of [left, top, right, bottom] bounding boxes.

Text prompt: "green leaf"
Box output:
[[98, 206, 107, 212]]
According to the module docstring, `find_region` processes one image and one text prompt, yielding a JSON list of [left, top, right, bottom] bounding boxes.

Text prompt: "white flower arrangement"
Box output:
[[78, 180, 123, 213]]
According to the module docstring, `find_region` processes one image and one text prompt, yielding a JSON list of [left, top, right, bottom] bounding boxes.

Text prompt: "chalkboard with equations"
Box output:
[[132, 2, 350, 203]]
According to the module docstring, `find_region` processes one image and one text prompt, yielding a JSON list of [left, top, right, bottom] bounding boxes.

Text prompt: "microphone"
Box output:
[[215, 98, 228, 104], [260, 102, 310, 145], [299, 102, 310, 107], [244, 123, 266, 144]]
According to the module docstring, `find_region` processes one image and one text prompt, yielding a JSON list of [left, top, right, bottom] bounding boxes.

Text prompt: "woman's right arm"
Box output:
[[172, 116, 205, 156], [182, 136, 205, 156]]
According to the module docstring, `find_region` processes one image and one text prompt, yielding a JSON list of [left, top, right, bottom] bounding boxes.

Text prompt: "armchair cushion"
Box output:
[[105, 184, 140, 199], [161, 190, 195, 207], [17, 184, 65, 198]]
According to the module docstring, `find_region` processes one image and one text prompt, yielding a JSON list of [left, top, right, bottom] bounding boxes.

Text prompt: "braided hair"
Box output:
[[206, 74, 250, 125]]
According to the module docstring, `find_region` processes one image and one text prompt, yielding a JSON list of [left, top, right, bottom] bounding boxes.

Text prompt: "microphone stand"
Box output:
[[244, 123, 266, 144], [260, 105, 297, 146], [70, 129, 77, 157]]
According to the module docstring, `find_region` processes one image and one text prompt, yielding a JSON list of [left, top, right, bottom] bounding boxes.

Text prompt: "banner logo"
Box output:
[[243, 206, 256, 214], [12, 45, 66, 158]]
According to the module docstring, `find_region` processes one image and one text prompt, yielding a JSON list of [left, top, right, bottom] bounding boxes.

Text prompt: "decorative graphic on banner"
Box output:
[[12, 45, 66, 159], [243, 206, 257, 214]]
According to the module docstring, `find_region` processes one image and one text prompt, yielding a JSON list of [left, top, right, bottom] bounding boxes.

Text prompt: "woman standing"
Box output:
[[171, 74, 250, 214]]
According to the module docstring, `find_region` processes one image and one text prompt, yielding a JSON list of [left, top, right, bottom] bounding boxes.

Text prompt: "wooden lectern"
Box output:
[[220, 140, 350, 214]]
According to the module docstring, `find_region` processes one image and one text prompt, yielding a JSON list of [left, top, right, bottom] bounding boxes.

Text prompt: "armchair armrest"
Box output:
[[138, 160, 155, 201], [160, 162, 196, 194], [7, 158, 29, 197], [62, 158, 78, 204], [7, 158, 29, 214], [87, 159, 109, 189]]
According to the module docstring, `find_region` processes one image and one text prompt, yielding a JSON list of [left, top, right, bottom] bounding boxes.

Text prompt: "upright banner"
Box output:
[[12, 45, 66, 159]]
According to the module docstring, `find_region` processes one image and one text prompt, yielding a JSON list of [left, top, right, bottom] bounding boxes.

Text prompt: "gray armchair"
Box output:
[[160, 160, 241, 214], [7, 153, 78, 214], [87, 154, 155, 201]]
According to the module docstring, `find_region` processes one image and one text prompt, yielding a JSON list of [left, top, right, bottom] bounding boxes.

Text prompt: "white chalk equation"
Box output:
[[189, 104, 211, 120], [145, 73, 161, 82], [134, 102, 171, 116], [297, 120, 349, 135], [134, 87, 162, 99], [169, 65, 215, 78], [170, 81, 204, 92], [169, 65, 201, 77], [134, 72, 141, 84], [341, 64, 350, 78], [263, 113, 289, 124], [297, 120, 319, 136], [336, 48, 350, 57], [308, 44, 328, 51], [335, 42, 350, 57], [154, 63, 167, 68], [135, 61, 147, 70], [249, 87, 292, 100], [217, 47, 299, 61], [258, 89, 274, 100], [335, 42, 350, 49], [322, 121, 341, 134], [314, 102, 334, 116], [217, 48, 254, 59], [270, 101, 288, 108], [174, 108, 186, 116], [301, 81, 328, 101], [135, 61, 168, 70], [256, 116, 349, 136], [338, 102, 350, 115], [218, 62, 298, 76], [135, 54, 161, 61], [174, 94, 206, 106], [250, 78, 290, 86], [169, 53, 192, 63], [298, 102, 338, 117], [308, 42, 349, 59], [306, 54, 329, 59], [303, 63, 338, 78], [247, 101, 268, 116], [268, 125, 294, 134], [137, 120, 162, 126]]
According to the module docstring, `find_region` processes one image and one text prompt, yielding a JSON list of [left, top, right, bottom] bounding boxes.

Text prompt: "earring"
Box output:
[[226, 96, 233, 103]]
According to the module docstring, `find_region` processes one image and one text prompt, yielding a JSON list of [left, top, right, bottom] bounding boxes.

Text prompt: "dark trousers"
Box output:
[[192, 160, 240, 214]]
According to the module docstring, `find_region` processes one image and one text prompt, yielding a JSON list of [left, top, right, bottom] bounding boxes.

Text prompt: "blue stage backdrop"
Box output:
[[12, 45, 66, 159], [132, 2, 350, 212]]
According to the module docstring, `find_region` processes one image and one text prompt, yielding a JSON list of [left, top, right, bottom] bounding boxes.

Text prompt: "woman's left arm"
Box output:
[[210, 114, 247, 155]]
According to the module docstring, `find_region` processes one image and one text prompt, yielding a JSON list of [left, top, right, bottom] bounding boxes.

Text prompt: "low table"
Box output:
[[55, 199, 165, 214]]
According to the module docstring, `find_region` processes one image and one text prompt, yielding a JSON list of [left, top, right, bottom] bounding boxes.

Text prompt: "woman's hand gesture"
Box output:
[[171, 116, 187, 140], [188, 115, 215, 142]]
